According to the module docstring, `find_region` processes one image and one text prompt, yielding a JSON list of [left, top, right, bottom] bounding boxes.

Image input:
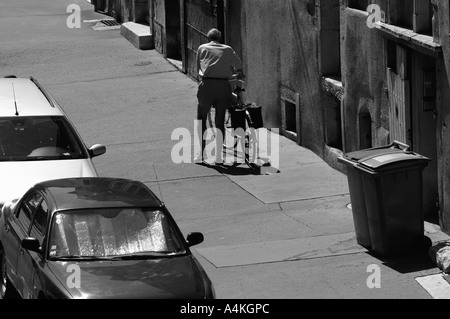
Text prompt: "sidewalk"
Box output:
[[188, 94, 450, 298], [194, 127, 450, 298]]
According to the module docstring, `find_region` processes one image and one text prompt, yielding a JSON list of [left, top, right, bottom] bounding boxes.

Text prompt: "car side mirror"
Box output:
[[186, 232, 204, 247], [21, 237, 41, 253], [89, 144, 106, 158]]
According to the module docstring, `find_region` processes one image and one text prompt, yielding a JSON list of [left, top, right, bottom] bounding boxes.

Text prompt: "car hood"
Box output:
[[47, 256, 209, 299], [0, 159, 97, 205]]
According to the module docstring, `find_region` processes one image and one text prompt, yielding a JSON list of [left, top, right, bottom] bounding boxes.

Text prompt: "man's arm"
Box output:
[[196, 47, 203, 80], [231, 50, 245, 80]]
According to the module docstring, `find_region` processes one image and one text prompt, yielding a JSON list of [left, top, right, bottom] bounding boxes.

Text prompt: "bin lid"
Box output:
[[357, 152, 430, 171], [342, 141, 410, 162]]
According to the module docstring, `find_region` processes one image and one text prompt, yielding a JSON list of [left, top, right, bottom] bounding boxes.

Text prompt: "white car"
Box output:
[[0, 76, 106, 207]]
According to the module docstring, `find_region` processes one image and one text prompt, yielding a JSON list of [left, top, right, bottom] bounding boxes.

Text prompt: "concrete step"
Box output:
[[120, 22, 153, 50]]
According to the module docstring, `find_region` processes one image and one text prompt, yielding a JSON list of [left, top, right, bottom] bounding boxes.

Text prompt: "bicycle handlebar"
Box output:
[[234, 86, 245, 93]]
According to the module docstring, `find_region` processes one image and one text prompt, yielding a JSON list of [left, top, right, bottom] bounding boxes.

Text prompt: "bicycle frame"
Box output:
[[227, 84, 261, 170]]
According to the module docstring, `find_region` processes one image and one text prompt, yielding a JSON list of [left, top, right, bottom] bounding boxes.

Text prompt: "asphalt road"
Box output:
[[1, 0, 447, 303]]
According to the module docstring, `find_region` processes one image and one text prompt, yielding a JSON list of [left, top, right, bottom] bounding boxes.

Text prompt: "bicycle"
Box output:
[[205, 79, 272, 171], [225, 80, 269, 170]]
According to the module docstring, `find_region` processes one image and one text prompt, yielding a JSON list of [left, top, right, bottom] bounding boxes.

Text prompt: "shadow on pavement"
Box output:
[[196, 162, 261, 176], [367, 251, 437, 274]]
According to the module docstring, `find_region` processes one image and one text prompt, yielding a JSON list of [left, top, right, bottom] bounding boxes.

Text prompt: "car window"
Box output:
[[0, 116, 86, 161], [17, 192, 43, 232], [48, 208, 186, 258], [30, 200, 48, 239]]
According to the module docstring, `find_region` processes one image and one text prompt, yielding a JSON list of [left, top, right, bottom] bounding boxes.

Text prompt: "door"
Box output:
[[2, 191, 38, 292], [412, 52, 438, 220], [386, 44, 412, 146], [387, 44, 439, 220], [15, 191, 43, 298]]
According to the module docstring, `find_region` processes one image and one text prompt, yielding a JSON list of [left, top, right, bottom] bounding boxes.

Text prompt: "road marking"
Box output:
[[415, 273, 450, 299]]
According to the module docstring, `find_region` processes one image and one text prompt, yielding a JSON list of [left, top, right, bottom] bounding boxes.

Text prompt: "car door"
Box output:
[[13, 191, 43, 298], [2, 192, 36, 293], [17, 195, 48, 299]]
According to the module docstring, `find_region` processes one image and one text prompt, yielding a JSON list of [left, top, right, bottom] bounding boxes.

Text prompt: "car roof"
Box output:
[[34, 177, 164, 212], [0, 77, 64, 117]]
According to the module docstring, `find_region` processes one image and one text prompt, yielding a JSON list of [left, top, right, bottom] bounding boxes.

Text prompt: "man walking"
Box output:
[[195, 28, 244, 164]]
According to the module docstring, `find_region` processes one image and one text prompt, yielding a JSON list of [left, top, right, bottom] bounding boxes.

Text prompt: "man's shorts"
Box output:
[[197, 79, 232, 120]]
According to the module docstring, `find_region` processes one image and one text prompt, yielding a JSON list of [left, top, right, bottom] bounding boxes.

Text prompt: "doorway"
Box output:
[[386, 42, 438, 221], [412, 52, 438, 221], [165, 0, 182, 62]]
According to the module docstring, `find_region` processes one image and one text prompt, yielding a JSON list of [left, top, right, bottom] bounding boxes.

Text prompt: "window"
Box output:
[[387, 40, 397, 73], [388, 0, 432, 35], [389, 0, 414, 29], [0, 116, 86, 161], [348, 0, 369, 11], [326, 97, 343, 150], [320, 0, 341, 77], [413, 0, 432, 35], [17, 192, 43, 232], [30, 200, 48, 239], [48, 209, 185, 258]]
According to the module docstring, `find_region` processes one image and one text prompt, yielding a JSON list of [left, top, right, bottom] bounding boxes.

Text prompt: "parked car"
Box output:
[[0, 75, 106, 208], [0, 177, 215, 299]]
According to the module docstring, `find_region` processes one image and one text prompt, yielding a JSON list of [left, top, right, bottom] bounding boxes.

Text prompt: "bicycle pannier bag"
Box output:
[[230, 108, 247, 132], [247, 105, 263, 129]]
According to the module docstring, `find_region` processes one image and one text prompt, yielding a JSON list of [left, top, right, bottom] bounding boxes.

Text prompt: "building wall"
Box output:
[[227, 0, 325, 157], [435, 0, 450, 232], [341, 7, 389, 153]]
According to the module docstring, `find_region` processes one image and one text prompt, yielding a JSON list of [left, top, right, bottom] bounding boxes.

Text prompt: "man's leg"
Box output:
[[195, 104, 209, 163], [196, 81, 213, 163], [214, 106, 226, 163], [214, 82, 233, 164]]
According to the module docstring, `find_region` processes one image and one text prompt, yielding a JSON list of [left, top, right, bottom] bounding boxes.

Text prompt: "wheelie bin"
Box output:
[[338, 141, 410, 250], [355, 147, 431, 257]]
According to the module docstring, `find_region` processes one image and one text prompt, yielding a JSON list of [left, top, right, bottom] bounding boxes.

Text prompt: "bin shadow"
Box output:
[[366, 251, 437, 274]]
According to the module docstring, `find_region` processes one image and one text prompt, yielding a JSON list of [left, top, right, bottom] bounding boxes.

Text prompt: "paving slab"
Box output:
[[226, 134, 349, 204], [415, 273, 450, 299], [197, 232, 366, 267]]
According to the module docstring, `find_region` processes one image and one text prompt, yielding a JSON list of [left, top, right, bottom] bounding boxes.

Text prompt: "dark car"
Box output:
[[0, 177, 215, 299]]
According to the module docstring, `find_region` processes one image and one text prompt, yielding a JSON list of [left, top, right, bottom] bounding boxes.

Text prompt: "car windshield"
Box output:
[[48, 208, 186, 260], [0, 116, 86, 161]]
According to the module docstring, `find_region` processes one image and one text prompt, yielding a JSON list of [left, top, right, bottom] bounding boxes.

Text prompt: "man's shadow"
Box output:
[[197, 161, 280, 176]]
